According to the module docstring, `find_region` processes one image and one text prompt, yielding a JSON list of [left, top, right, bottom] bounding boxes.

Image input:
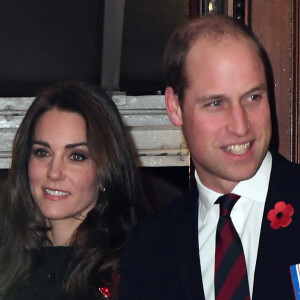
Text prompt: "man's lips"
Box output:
[[222, 142, 251, 155]]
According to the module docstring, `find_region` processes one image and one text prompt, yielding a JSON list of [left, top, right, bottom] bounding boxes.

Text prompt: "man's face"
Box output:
[[166, 37, 271, 193]]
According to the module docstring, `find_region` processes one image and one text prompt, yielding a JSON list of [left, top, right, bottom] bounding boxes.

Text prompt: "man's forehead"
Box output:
[[187, 34, 263, 66], [184, 35, 266, 90], [191, 33, 253, 49]]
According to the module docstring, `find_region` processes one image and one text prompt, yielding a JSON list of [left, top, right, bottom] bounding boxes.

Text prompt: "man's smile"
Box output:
[[222, 142, 251, 155]]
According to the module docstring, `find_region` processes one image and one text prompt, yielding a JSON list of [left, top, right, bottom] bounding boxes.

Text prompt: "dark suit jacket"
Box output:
[[119, 153, 300, 300]]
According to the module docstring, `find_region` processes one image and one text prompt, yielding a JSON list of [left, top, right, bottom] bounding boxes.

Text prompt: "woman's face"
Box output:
[[28, 108, 98, 233]]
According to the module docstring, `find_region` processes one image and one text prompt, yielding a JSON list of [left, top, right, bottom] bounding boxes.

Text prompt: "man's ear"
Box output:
[[165, 87, 183, 126]]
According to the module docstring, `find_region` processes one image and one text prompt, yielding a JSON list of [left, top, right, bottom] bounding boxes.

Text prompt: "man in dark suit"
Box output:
[[119, 14, 300, 300]]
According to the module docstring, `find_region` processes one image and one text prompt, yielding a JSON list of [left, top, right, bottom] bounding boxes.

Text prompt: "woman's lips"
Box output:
[[44, 188, 70, 197]]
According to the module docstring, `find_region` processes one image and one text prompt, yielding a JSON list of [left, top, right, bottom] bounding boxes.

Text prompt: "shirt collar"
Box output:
[[196, 151, 272, 222]]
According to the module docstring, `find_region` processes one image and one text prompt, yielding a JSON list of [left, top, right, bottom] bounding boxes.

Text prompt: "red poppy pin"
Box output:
[[267, 201, 294, 229], [99, 286, 110, 298], [98, 275, 119, 298]]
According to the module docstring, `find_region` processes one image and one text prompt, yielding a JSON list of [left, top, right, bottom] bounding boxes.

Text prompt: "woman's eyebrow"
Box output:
[[65, 142, 88, 149], [32, 141, 88, 149], [32, 140, 50, 147]]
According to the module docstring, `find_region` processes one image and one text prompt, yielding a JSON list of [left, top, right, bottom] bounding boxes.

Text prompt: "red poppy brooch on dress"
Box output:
[[98, 274, 120, 298], [267, 201, 294, 229], [99, 286, 110, 298]]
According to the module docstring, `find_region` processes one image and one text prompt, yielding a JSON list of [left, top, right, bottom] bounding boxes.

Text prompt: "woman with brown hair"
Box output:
[[0, 81, 146, 299]]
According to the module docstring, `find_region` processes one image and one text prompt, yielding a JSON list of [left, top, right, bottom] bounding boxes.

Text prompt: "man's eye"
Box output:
[[249, 94, 262, 101], [207, 100, 222, 107], [32, 148, 49, 158], [69, 152, 87, 162]]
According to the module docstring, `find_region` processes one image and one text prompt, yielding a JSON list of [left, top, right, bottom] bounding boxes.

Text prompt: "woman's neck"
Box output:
[[47, 218, 80, 246]]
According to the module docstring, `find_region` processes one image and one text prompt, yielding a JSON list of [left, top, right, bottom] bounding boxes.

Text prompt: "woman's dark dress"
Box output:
[[6, 247, 70, 300], [5, 247, 109, 299]]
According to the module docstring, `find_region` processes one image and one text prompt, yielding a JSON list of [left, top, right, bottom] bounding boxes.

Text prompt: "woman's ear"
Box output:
[[165, 87, 183, 126]]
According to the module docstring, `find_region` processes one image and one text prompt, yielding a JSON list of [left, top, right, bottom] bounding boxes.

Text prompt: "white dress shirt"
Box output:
[[197, 151, 272, 300]]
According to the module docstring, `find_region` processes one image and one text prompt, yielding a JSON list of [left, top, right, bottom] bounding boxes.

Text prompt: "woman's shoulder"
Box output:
[[6, 246, 71, 300]]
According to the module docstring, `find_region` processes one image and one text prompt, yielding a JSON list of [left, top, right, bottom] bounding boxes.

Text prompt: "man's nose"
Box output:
[[226, 104, 250, 136]]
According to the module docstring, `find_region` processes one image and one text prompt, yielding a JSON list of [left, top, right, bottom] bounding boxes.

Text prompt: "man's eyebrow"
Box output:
[[198, 93, 227, 102], [243, 84, 268, 97], [200, 84, 268, 101]]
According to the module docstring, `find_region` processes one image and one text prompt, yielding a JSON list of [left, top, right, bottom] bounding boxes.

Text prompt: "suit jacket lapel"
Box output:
[[253, 153, 298, 299], [172, 189, 205, 300]]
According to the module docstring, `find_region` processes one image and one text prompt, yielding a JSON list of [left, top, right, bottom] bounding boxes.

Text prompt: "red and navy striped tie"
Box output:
[[215, 194, 250, 300]]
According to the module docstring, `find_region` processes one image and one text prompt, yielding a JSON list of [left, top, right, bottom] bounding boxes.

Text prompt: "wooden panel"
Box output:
[[291, 0, 300, 162], [189, 0, 200, 18], [129, 126, 186, 150], [138, 156, 189, 167], [251, 0, 293, 160], [227, 0, 250, 25]]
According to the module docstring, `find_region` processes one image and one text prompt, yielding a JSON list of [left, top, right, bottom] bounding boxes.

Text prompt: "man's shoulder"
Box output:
[[268, 152, 300, 207], [271, 152, 300, 177]]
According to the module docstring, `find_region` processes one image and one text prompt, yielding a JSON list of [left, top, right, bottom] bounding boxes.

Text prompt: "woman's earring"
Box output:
[[99, 184, 106, 193]]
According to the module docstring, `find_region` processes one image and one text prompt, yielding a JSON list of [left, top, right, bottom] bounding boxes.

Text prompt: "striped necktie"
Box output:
[[215, 194, 250, 300]]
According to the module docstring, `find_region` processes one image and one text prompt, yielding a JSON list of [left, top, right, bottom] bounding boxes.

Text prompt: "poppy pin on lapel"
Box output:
[[267, 201, 294, 229]]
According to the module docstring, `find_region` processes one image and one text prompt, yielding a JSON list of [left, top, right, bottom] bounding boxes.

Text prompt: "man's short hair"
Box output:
[[164, 14, 267, 107]]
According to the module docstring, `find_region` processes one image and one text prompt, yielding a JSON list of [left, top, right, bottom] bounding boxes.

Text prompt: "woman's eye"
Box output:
[[32, 148, 49, 158], [69, 152, 87, 162]]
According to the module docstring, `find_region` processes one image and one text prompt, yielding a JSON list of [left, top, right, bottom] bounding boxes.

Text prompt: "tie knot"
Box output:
[[216, 193, 240, 217]]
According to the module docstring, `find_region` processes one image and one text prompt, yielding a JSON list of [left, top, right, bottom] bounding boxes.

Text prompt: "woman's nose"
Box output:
[[47, 158, 65, 181]]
